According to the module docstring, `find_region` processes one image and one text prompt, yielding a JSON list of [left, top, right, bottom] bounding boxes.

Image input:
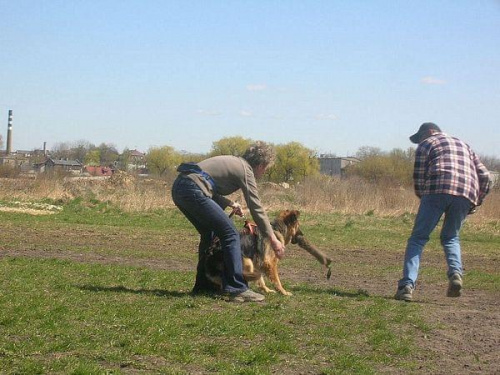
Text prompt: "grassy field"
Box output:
[[0, 194, 499, 374]]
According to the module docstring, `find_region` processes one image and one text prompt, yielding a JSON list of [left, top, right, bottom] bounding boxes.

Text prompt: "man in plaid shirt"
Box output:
[[395, 123, 491, 302]]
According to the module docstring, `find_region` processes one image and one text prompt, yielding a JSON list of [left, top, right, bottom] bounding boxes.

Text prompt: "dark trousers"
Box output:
[[171, 176, 248, 294]]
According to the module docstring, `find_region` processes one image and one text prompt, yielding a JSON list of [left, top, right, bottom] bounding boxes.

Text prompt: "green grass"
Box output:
[[2, 197, 498, 253], [298, 211, 500, 255], [0, 258, 426, 374], [0, 197, 498, 374], [465, 270, 500, 292]]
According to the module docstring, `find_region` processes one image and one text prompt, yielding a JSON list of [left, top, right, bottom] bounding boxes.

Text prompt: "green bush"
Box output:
[[346, 148, 414, 186]]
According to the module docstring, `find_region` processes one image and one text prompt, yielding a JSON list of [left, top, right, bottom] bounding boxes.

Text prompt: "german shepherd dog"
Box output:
[[203, 210, 301, 296]]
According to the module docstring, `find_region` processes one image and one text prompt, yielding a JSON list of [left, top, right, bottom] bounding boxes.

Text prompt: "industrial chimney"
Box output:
[[6, 110, 13, 155]]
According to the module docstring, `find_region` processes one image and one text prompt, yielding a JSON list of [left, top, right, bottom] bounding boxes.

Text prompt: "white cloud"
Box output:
[[246, 84, 267, 91], [197, 109, 222, 116], [315, 113, 338, 121], [421, 76, 446, 85], [239, 110, 253, 117]]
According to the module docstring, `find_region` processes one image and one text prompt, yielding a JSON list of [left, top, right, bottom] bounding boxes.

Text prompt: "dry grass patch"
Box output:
[[0, 173, 498, 221]]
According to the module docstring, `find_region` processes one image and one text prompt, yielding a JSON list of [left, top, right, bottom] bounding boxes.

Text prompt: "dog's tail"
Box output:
[[243, 271, 262, 281], [242, 257, 262, 281]]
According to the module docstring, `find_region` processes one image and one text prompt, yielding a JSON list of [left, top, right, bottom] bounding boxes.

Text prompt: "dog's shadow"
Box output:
[[75, 284, 192, 298], [291, 285, 371, 298]]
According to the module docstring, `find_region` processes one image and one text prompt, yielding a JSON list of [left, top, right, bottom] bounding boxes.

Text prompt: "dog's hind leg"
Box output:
[[242, 258, 263, 282], [193, 252, 221, 295]]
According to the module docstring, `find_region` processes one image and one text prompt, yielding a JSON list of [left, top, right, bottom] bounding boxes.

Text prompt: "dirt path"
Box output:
[[281, 248, 500, 374]]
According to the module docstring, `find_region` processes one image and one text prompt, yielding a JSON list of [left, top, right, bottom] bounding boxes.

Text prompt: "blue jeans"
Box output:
[[398, 194, 472, 289], [171, 176, 248, 294]]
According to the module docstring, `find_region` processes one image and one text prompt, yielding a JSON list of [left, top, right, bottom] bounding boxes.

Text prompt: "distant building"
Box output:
[[36, 158, 83, 174], [0, 152, 15, 166], [318, 155, 360, 177], [13, 150, 33, 157], [127, 149, 146, 172], [0, 150, 30, 168], [85, 165, 114, 176]]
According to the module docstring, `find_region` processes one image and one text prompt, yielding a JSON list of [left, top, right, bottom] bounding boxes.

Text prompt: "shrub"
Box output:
[[0, 164, 20, 178]]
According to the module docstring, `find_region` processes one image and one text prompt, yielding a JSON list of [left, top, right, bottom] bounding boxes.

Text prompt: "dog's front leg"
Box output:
[[266, 259, 292, 296], [256, 276, 276, 294]]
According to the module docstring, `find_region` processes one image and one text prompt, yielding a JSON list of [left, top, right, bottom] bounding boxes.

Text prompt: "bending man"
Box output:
[[172, 141, 285, 302]]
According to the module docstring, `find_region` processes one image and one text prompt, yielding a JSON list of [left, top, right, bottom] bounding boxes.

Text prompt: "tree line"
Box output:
[[47, 137, 322, 183], [7, 137, 499, 186], [146, 136, 320, 183]]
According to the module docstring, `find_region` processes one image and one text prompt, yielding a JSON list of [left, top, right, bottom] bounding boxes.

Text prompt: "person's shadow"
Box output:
[[75, 284, 192, 298], [77, 284, 376, 300]]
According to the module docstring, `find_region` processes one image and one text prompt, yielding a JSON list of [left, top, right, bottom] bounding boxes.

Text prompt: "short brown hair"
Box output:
[[242, 141, 276, 168]]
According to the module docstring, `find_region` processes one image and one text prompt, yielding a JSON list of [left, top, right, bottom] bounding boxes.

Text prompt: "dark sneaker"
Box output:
[[230, 289, 265, 303], [447, 273, 463, 297], [395, 285, 413, 302]]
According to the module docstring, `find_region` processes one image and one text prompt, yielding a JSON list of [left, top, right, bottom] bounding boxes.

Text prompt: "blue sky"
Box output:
[[1, 1, 499, 157]]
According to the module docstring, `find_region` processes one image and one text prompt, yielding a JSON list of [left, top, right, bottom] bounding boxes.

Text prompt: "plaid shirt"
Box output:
[[414, 132, 491, 206]]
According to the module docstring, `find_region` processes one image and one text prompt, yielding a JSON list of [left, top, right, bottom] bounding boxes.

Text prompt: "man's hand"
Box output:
[[229, 202, 244, 217], [270, 235, 285, 259], [468, 205, 477, 215]]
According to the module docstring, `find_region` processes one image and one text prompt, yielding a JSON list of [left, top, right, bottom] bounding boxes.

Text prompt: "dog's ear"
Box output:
[[283, 210, 299, 225], [277, 210, 289, 220]]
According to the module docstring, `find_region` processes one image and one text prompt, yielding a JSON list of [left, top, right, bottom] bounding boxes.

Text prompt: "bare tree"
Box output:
[[480, 155, 500, 172], [51, 140, 94, 162], [355, 146, 384, 160]]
